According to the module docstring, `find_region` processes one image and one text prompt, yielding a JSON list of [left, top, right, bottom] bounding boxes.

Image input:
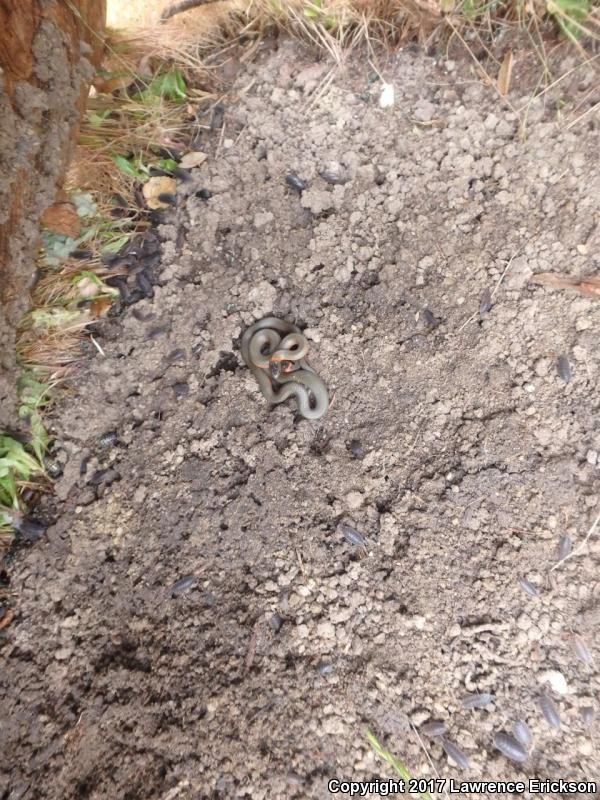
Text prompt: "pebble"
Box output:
[[557, 355, 571, 382], [348, 439, 364, 459], [345, 491, 364, 510], [316, 621, 336, 640]]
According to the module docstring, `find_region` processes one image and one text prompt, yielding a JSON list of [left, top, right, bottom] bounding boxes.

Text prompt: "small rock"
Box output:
[[269, 613, 283, 634], [540, 670, 568, 696], [172, 382, 190, 398], [316, 621, 336, 640], [345, 491, 363, 510], [348, 439, 364, 459]]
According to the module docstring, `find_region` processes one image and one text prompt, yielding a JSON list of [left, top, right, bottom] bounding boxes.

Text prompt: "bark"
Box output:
[[0, 0, 106, 427]]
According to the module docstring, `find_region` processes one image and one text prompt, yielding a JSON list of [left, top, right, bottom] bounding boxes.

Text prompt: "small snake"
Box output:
[[241, 316, 329, 420]]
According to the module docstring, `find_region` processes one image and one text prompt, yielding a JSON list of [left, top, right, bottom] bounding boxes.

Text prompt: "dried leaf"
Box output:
[[94, 73, 133, 93], [530, 273, 600, 298], [179, 151, 207, 169], [142, 176, 177, 210], [41, 203, 81, 238], [90, 297, 114, 317], [497, 51, 514, 97]]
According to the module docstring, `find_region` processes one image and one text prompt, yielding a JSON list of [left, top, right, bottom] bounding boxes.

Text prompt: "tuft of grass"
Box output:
[[365, 729, 433, 800], [128, 0, 599, 72]]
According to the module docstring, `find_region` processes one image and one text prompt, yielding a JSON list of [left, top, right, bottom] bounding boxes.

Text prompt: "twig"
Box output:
[[551, 513, 600, 572], [90, 335, 105, 356], [161, 0, 222, 21], [456, 249, 520, 333], [410, 722, 450, 800]]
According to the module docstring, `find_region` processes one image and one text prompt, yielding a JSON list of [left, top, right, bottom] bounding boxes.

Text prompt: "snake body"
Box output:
[[241, 316, 329, 420]]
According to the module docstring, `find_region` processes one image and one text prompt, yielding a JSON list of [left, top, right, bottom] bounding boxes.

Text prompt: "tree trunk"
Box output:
[[0, 0, 106, 428]]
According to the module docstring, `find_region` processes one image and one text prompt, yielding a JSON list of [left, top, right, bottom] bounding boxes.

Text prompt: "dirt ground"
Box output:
[[1, 39, 600, 800]]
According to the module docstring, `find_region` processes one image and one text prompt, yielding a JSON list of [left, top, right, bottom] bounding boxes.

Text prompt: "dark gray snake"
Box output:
[[241, 317, 329, 420]]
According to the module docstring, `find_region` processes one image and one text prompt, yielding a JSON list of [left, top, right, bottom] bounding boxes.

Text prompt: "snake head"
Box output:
[[269, 359, 294, 380]]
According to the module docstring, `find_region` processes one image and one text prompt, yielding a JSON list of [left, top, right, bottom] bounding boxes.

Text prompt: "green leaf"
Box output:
[[88, 109, 111, 128], [152, 158, 179, 173], [101, 233, 131, 254], [139, 70, 187, 103], [365, 730, 432, 800], [112, 154, 148, 181], [29, 308, 85, 329]]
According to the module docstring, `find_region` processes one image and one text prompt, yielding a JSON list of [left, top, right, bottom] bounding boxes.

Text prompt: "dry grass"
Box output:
[[118, 0, 599, 68]]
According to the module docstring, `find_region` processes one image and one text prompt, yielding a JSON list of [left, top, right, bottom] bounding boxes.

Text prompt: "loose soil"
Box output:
[[1, 39, 600, 800]]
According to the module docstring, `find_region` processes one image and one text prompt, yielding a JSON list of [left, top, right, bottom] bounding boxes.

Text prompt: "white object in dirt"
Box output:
[[539, 670, 568, 696], [379, 83, 395, 109]]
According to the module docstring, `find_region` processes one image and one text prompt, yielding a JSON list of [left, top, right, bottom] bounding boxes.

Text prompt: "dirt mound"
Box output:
[[1, 41, 599, 799]]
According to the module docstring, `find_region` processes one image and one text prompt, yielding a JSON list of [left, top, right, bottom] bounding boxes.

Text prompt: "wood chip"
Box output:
[[497, 51, 514, 97]]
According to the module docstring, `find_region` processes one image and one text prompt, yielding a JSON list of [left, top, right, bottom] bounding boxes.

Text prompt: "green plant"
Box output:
[[365, 729, 433, 800], [0, 436, 44, 531], [17, 373, 53, 463], [546, 0, 591, 42]]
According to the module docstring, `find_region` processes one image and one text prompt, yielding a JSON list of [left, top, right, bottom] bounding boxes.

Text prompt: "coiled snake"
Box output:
[[241, 317, 329, 420]]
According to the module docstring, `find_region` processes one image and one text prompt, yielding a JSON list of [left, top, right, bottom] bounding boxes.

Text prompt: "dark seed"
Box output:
[[441, 738, 471, 770], [421, 308, 440, 328], [493, 732, 528, 763], [171, 575, 198, 597], [88, 468, 120, 487], [210, 103, 225, 130], [123, 289, 145, 306], [479, 288, 492, 315], [518, 578, 539, 597], [269, 613, 284, 634], [555, 533, 572, 561], [420, 721, 447, 737], [538, 693, 561, 729], [338, 523, 367, 547], [16, 518, 46, 543], [461, 692, 494, 709], [557, 355, 571, 382], [285, 173, 307, 193], [157, 192, 177, 206], [137, 270, 154, 299], [348, 439, 364, 459], [511, 720, 532, 747], [172, 168, 192, 181], [166, 348, 186, 363], [196, 188, 213, 200], [172, 382, 189, 398], [99, 431, 118, 448], [319, 170, 347, 185], [580, 706, 595, 725]]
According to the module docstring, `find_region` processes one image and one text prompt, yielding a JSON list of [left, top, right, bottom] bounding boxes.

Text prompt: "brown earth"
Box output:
[[1, 39, 600, 800]]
